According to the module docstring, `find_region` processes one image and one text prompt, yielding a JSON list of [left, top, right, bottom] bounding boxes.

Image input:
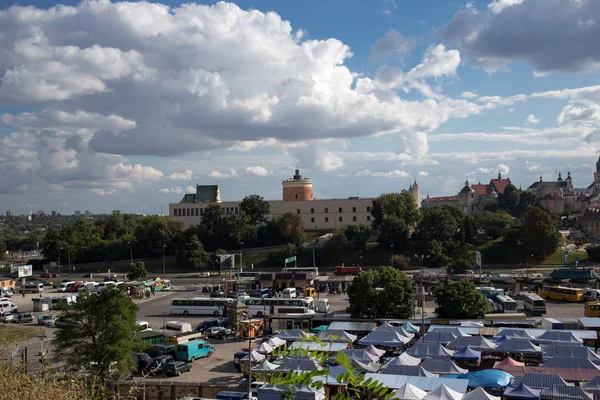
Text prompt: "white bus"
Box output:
[[170, 297, 234, 316], [242, 297, 315, 317], [495, 295, 518, 313], [522, 293, 546, 315], [476, 286, 504, 299]]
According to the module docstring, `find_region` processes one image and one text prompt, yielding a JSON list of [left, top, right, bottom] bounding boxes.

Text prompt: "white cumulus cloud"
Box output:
[[245, 166, 271, 176], [525, 114, 540, 124], [167, 170, 193, 180]]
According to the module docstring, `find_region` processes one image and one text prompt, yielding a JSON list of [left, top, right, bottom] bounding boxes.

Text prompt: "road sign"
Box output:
[[285, 256, 296, 263]]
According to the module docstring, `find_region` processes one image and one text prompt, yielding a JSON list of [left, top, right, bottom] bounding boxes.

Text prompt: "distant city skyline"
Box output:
[[1, 0, 600, 214]]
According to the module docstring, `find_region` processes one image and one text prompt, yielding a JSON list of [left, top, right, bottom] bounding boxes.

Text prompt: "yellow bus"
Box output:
[[539, 285, 584, 302], [585, 302, 600, 317]]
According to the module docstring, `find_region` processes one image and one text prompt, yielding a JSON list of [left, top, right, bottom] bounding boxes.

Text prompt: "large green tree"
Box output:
[[53, 288, 144, 381], [434, 280, 490, 318], [178, 235, 210, 269], [323, 227, 349, 264], [344, 224, 371, 252], [475, 210, 518, 239], [498, 184, 520, 215], [279, 212, 304, 245], [347, 266, 414, 318], [521, 207, 560, 258], [377, 216, 411, 250], [414, 206, 465, 253], [370, 192, 420, 230], [239, 194, 270, 226], [128, 261, 148, 281]]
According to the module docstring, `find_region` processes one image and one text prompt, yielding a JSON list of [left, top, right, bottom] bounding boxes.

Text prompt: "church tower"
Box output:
[[595, 156, 600, 185], [409, 180, 420, 208]]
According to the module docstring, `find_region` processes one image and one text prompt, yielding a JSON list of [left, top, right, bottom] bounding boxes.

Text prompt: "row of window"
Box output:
[[309, 215, 370, 223], [297, 206, 371, 214], [172, 206, 239, 217]]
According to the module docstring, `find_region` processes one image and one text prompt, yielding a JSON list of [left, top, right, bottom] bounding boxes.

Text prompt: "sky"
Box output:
[[1, 0, 600, 215]]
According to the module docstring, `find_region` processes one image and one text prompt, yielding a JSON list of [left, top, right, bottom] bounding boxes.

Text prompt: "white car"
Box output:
[[198, 272, 211, 278]]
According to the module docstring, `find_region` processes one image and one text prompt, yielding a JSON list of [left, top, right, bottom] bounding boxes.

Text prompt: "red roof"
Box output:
[[490, 178, 511, 194], [493, 357, 525, 370], [472, 183, 492, 196]]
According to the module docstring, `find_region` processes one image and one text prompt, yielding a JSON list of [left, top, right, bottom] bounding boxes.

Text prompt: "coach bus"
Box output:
[[242, 297, 315, 317], [522, 293, 546, 315], [539, 285, 584, 302], [170, 297, 234, 316], [495, 295, 518, 313]]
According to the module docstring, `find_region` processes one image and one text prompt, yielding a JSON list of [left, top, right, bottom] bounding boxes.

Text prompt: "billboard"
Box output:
[[219, 254, 235, 270], [18, 265, 32, 278]]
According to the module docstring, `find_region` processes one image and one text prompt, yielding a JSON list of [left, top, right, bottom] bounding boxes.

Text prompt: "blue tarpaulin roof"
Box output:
[[444, 369, 514, 388], [504, 383, 541, 400], [451, 346, 481, 360]]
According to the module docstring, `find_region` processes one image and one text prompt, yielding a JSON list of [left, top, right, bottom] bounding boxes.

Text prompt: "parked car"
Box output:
[[175, 340, 214, 361], [142, 355, 173, 376], [38, 314, 58, 327], [0, 313, 15, 323], [213, 327, 234, 340], [13, 312, 34, 323], [132, 352, 153, 372], [195, 319, 224, 333], [81, 273, 93, 278], [205, 326, 227, 338], [198, 272, 211, 278], [163, 361, 192, 376], [40, 281, 54, 287], [104, 274, 118, 282]]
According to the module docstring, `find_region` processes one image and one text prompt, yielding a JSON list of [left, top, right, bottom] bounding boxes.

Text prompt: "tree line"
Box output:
[[39, 195, 305, 269]]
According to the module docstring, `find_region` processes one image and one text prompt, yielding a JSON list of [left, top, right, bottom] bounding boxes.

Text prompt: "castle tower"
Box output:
[[595, 156, 600, 185], [282, 169, 313, 201], [409, 180, 420, 208]]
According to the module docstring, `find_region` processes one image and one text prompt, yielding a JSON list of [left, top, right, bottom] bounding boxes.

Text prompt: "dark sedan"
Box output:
[[142, 355, 173, 376], [163, 361, 191, 376]]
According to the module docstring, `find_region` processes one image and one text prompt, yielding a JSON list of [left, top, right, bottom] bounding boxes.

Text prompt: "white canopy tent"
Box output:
[[391, 383, 427, 400]]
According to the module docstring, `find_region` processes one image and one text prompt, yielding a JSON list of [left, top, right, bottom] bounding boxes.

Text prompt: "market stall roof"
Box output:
[[310, 325, 329, 332], [460, 321, 484, 327], [402, 321, 420, 333], [512, 373, 569, 390], [251, 359, 280, 372], [582, 376, 600, 395], [363, 374, 469, 393], [540, 385, 592, 400], [542, 344, 600, 361], [498, 327, 597, 341], [424, 331, 457, 344], [257, 384, 325, 400], [340, 349, 380, 364], [422, 384, 464, 400], [406, 343, 455, 360], [267, 337, 286, 348], [446, 336, 497, 351], [317, 330, 357, 343], [240, 349, 265, 362], [421, 360, 468, 375], [461, 387, 499, 400], [444, 370, 513, 388], [493, 357, 524, 370], [391, 383, 427, 400], [428, 326, 471, 336], [328, 321, 377, 332], [256, 342, 274, 354], [535, 331, 583, 344], [358, 330, 412, 347], [380, 365, 438, 378], [541, 357, 600, 370], [377, 325, 416, 338], [383, 353, 424, 367], [365, 344, 387, 357], [289, 342, 348, 353], [276, 329, 313, 341], [493, 329, 535, 340], [503, 383, 540, 400], [311, 366, 352, 386], [501, 366, 600, 382], [350, 359, 381, 373], [272, 357, 323, 373], [578, 318, 600, 329], [494, 339, 542, 354], [451, 346, 481, 361]]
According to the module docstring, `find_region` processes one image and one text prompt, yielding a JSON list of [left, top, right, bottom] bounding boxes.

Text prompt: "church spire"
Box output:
[[498, 171, 502, 180]]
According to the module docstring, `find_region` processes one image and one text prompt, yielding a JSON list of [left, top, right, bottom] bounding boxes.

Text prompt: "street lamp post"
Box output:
[[128, 242, 133, 266], [239, 241, 244, 273], [415, 254, 429, 342], [162, 244, 166, 280], [58, 247, 63, 284]]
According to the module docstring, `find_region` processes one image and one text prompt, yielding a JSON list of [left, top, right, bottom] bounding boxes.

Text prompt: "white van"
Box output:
[[316, 298, 330, 313], [164, 321, 192, 333], [0, 300, 18, 314], [78, 282, 98, 292], [282, 288, 297, 298], [136, 321, 152, 332], [584, 288, 600, 301], [21, 282, 44, 294], [57, 281, 75, 293]]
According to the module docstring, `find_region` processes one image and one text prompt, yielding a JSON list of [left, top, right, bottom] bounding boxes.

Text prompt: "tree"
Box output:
[[448, 243, 475, 274], [515, 190, 537, 217], [475, 210, 518, 239], [521, 207, 560, 258], [52, 288, 143, 381], [323, 227, 349, 264], [414, 206, 464, 253], [347, 266, 414, 318], [344, 224, 371, 252], [391, 254, 410, 269], [377, 216, 410, 250], [434, 280, 490, 318], [178, 235, 209, 269], [128, 261, 148, 281], [498, 184, 520, 215], [239, 194, 270, 226], [279, 212, 304, 245], [423, 239, 449, 268], [370, 192, 420, 229]]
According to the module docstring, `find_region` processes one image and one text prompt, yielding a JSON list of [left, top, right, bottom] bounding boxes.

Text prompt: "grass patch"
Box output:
[[540, 248, 588, 265], [0, 325, 45, 344], [304, 230, 331, 243]]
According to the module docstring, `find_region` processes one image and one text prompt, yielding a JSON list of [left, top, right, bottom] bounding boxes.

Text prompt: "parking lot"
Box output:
[[3, 278, 593, 385]]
